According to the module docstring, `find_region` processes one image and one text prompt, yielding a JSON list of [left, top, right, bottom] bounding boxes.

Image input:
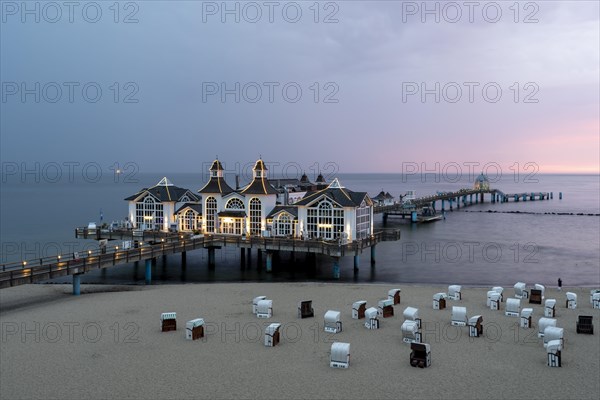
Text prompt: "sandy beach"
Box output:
[[1, 283, 599, 399]]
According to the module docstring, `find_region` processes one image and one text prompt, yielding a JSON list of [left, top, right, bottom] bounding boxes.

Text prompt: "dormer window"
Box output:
[[211, 170, 218, 178]]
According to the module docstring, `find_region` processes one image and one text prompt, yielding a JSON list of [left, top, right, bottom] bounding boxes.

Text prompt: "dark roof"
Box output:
[[218, 210, 246, 218], [266, 205, 299, 219], [315, 173, 326, 183], [175, 203, 203, 215], [124, 178, 199, 202], [240, 177, 278, 195], [372, 191, 387, 201], [198, 177, 235, 194], [210, 159, 224, 171], [295, 179, 371, 208], [253, 159, 268, 171], [300, 173, 310, 183]]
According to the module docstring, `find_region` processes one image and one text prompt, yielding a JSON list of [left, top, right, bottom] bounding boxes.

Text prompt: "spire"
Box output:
[[156, 177, 173, 186]]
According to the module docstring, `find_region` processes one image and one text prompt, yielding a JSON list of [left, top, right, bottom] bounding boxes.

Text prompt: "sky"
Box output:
[[1, 0, 599, 177]]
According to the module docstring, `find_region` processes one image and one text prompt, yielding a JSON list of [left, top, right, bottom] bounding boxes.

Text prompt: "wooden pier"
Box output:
[[0, 229, 401, 291], [374, 189, 554, 222]]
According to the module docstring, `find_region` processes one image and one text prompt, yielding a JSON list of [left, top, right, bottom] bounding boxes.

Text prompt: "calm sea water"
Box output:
[[1, 172, 599, 287]]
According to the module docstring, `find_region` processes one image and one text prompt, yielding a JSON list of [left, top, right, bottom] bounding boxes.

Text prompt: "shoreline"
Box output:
[[1, 283, 599, 399]]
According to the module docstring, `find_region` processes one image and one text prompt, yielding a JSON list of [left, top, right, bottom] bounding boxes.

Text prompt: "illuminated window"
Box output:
[[135, 196, 163, 230], [206, 197, 217, 233], [249, 198, 262, 235], [356, 200, 371, 239], [274, 213, 293, 236], [226, 198, 244, 210], [306, 199, 343, 240]]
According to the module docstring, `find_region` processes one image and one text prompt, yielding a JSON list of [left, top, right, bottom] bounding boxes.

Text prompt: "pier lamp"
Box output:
[[57, 255, 61, 261], [22, 261, 27, 267], [88, 250, 92, 256], [115, 246, 119, 250]]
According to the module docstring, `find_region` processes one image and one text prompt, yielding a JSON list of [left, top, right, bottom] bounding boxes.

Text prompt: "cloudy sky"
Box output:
[[1, 0, 598, 175]]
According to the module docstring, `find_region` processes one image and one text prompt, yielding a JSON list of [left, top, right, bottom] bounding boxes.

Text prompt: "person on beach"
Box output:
[[558, 278, 562, 291]]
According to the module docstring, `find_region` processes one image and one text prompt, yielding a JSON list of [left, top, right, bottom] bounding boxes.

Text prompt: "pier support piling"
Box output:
[[332, 257, 340, 279], [72, 273, 81, 295], [145, 258, 152, 285], [411, 211, 418, 222], [240, 248, 246, 267], [371, 245, 376, 265], [354, 255, 360, 272], [208, 248, 216, 270], [266, 251, 273, 272]]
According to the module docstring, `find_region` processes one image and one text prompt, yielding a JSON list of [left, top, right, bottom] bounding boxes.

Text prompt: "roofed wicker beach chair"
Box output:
[[433, 293, 447, 310], [410, 342, 431, 368], [185, 318, 204, 340], [565, 292, 577, 309], [364, 307, 379, 330], [161, 312, 177, 332], [576, 315, 593, 334], [388, 288, 401, 305], [330, 342, 350, 368], [264, 323, 281, 347], [298, 300, 314, 319], [352, 301, 367, 319]]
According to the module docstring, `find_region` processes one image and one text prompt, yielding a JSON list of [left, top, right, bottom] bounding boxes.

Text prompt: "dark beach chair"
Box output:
[[298, 300, 314, 319], [576, 315, 593, 334]]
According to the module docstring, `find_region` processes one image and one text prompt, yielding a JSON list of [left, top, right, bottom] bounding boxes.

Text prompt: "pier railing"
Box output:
[[0, 229, 400, 289]]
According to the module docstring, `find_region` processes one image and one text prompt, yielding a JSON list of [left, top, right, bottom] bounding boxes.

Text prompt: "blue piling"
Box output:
[[333, 258, 340, 279], [354, 255, 360, 271], [72, 274, 81, 295], [145, 258, 152, 284], [266, 252, 273, 272]]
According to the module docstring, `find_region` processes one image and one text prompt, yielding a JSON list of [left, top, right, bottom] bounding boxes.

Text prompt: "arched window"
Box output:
[[306, 199, 343, 240], [135, 196, 163, 230], [226, 198, 244, 210], [184, 210, 195, 231], [275, 213, 292, 236], [180, 195, 190, 203], [356, 200, 371, 239], [205, 197, 217, 233], [249, 198, 262, 235]]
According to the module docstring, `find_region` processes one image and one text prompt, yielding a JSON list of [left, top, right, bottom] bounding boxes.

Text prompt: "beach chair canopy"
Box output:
[[253, 296, 266, 304], [331, 342, 350, 363], [521, 308, 533, 318], [257, 300, 272, 313], [353, 301, 367, 309], [403, 307, 419, 320], [325, 310, 341, 323], [452, 306, 467, 321], [545, 299, 556, 308], [401, 320, 419, 334], [161, 312, 176, 321], [186, 318, 204, 329], [506, 298, 521, 313], [378, 299, 393, 308], [538, 317, 557, 334], [489, 292, 501, 301], [365, 307, 378, 320], [468, 315, 483, 326], [543, 326, 564, 343], [433, 293, 447, 301], [449, 285, 461, 294], [492, 286, 503, 295], [566, 292, 577, 301], [546, 339, 562, 354], [388, 289, 401, 296], [266, 323, 281, 335], [514, 282, 527, 293], [593, 293, 600, 301], [591, 289, 600, 302]]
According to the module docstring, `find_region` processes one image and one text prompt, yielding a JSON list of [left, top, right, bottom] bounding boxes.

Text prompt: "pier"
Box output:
[[374, 189, 553, 222], [0, 229, 401, 292]]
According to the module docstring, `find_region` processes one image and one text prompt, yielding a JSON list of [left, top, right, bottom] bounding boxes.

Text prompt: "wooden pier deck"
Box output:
[[0, 229, 401, 290]]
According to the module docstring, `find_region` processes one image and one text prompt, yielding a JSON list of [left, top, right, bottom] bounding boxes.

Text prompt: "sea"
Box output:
[[1, 171, 599, 287]]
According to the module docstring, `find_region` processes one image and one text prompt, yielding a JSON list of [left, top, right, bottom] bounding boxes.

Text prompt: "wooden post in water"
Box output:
[[145, 258, 152, 284], [73, 273, 81, 295]]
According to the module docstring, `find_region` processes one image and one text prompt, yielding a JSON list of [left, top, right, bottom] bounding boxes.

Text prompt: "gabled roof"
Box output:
[[198, 177, 234, 195], [373, 190, 395, 200], [175, 203, 203, 215], [124, 178, 199, 203], [295, 178, 371, 208], [266, 205, 299, 219]]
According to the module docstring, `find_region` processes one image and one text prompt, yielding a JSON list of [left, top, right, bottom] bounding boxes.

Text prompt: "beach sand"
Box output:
[[1, 283, 599, 399]]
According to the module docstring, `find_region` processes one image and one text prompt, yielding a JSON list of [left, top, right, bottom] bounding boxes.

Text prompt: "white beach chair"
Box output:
[[488, 292, 501, 311], [451, 306, 467, 326], [324, 310, 342, 333], [593, 293, 600, 309], [401, 320, 421, 343], [544, 299, 556, 317], [492, 286, 504, 302], [330, 342, 350, 368], [403, 307, 421, 328], [252, 296, 266, 314], [535, 284, 545, 300], [264, 323, 281, 347], [388, 288, 401, 305], [538, 317, 557, 338], [378, 299, 394, 318], [590, 289, 600, 305], [256, 299, 273, 319], [185, 318, 204, 340], [448, 285, 462, 300], [543, 326, 564, 349], [468, 315, 483, 337], [505, 298, 521, 317], [565, 292, 577, 309], [352, 301, 367, 319], [364, 307, 379, 330], [520, 308, 533, 328], [161, 312, 177, 332], [546, 339, 562, 367], [433, 293, 447, 310], [514, 282, 529, 299]]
